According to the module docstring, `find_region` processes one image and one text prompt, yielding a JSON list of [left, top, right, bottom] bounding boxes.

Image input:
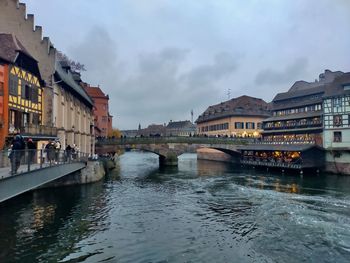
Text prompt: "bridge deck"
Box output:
[[0, 162, 86, 203]]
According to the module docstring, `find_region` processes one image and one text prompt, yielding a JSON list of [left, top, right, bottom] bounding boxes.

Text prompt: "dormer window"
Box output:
[[343, 84, 350, 91]]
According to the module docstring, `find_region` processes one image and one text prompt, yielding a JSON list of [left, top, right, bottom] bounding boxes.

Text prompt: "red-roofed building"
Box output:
[[82, 83, 113, 137]]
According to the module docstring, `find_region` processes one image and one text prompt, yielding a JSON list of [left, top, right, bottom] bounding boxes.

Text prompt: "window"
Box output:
[[246, 122, 255, 129], [334, 131, 342, 142], [343, 85, 350, 91], [102, 116, 108, 122], [235, 122, 244, 129], [333, 98, 342, 108], [9, 76, 18, 95], [333, 115, 342, 127], [257, 123, 262, 129]]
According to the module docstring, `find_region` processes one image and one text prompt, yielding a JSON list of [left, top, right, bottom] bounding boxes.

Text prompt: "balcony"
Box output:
[[9, 124, 57, 137], [263, 121, 322, 131]]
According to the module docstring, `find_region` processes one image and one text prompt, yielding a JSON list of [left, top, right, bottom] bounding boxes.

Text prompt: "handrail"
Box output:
[[0, 149, 89, 180], [96, 136, 255, 146]]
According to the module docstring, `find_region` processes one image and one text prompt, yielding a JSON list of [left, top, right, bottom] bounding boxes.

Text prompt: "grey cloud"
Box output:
[[255, 57, 308, 86]]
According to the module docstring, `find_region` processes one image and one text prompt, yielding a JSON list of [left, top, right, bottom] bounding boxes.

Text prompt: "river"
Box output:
[[1, 152, 350, 262]]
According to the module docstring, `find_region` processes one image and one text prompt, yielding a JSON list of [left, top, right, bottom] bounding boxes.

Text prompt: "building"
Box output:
[[239, 70, 344, 172], [196, 95, 271, 137], [323, 73, 350, 174], [138, 124, 166, 137], [0, 33, 55, 149], [53, 61, 94, 154], [262, 70, 343, 145], [0, 0, 56, 127], [166, 120, 196, 137], [82, 84, 112, 138]]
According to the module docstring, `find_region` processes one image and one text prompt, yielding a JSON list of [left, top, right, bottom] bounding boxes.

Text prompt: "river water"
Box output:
[[1, 152, 350, 263]]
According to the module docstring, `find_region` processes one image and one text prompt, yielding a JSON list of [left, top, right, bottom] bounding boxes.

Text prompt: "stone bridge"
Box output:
[[96, 137, 251, 166]]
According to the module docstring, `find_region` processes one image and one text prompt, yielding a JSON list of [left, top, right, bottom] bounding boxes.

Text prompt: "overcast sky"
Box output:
[[26, 0, 350, 130]]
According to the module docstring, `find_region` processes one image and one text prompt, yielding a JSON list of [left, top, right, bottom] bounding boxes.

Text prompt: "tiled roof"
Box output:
[[83, 85, 108, 99], [0, 33, 34, 62], [55, 61, 94, 108], [273, 70, 344, 102], [196, 95, 271, 123], [167, 120, 195, 129], [323, 73, 350, 98]]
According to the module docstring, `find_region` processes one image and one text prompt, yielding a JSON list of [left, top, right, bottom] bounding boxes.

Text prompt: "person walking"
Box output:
[[65, 144, 72, 162], [10, 135, 25, 175], [27, 138, 36, 164], [54, 140, 61, 164]]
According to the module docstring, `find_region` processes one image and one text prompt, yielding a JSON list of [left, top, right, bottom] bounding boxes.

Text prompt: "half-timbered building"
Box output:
[[0, 33, 55, 149], [323, 73, 350, 174]]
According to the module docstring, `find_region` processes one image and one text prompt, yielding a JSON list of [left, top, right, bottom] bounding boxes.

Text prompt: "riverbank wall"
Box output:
[[40, 161, 106, 188], [325, 151, 350, 175], [197, 148, 240, 163]]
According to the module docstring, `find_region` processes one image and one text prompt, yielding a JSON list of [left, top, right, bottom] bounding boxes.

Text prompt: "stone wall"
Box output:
[[325, 151, 350, 175], [40, 161, 105, 188], [0, 0, 56, 125], [197, 148, 239, 163]]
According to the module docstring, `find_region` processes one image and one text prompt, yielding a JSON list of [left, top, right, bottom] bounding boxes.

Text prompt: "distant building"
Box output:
[[138, 124, 166, 137], [196, 95, 271, 137], [82, 84, 112, 138], [323, 72, 350, 174], [262, 70, 344, 145], [166, 120, 196, 136], [121, 129, 138, 138], [0, 33, 52, 149]]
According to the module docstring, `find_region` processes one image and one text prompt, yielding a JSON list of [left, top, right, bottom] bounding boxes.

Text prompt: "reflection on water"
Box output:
[[0, 152, 350, 262]]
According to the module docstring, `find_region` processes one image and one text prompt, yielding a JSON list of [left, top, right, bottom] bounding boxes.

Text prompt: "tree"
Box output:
[[108, 128, 122, 138], [56, 51, 87, 72]]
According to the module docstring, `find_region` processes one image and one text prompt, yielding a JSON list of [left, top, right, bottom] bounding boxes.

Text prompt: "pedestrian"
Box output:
[[45, 141, 55, 164], [27, 138, 36, 164], [65, 144, 72, 162], [10, 135, 25, 174], [54, 139, 61, 163]]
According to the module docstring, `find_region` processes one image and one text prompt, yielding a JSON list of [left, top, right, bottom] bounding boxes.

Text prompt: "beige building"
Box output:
[[196, 95, 271, 137], [53, 62, 94, 154]]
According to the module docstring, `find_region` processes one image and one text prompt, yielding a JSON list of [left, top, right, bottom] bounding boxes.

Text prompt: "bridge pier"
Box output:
[[159, 153, 178, 167]]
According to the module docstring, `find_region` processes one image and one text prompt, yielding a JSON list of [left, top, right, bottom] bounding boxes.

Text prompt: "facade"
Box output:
[[53, 62, 94, 154], [0, 33, 55, 149], [83, 84, 112, 138], [138, 124, 166, 137], [262, 70, 344, 146], [323, 73, 350, 174], [196, 95, 271, 137], [0, 0, 56, 127], [166, 120, 196, 137]]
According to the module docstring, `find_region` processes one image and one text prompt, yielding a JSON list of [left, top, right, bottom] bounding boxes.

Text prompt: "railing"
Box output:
[[96, 136, 256, 146], [0, 149, 89, 180], [263, 122, 322, 130], [241, 157, 302, 169], [255, 140, 316, 145], [9, 124, 58, 136]]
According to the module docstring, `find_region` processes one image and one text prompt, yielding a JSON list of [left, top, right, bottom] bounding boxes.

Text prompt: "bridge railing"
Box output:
[[96, 136, 256, 145], [0, 149, 89, 180]]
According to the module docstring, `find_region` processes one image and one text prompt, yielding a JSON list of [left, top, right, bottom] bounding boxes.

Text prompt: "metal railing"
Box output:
[[241, 157, 302, 169], [96, 136, 256, 146], [0, 149, 89, 180]]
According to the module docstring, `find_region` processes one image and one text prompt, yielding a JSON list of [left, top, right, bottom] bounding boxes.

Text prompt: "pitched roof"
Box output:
[[83, 85, 109, 99], [323, 72, 350, 98], [167, 120, 195, 129], [0, 33, 34, 63], [273, 70, 344, 102], [55, 61, 94, 108], [196, 95, 271, 123]]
